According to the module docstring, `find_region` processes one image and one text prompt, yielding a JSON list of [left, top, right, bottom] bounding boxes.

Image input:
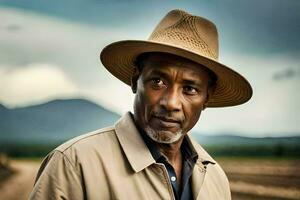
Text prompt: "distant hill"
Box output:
[[192, 134, 300, 146], [192, 134, 300, 157], [0, 99, 121, 144], [1, 100, 299, 157]]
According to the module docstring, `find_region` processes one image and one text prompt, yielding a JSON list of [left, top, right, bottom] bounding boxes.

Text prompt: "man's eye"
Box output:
[[183, 86, 198, 95], [151, 78, 164, 86]]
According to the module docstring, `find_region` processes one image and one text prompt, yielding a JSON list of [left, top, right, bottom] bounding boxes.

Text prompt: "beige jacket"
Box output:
[[29, 112, 231, 200]]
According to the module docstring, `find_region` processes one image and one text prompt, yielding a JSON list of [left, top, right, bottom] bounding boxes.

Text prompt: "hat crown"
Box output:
[[148, 9, 219, 61]]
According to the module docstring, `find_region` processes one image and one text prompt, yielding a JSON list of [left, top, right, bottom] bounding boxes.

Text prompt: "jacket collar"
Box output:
[[114, 112, 215, 173], [114, 112, 155, 172], [189, 137, 216, 165]]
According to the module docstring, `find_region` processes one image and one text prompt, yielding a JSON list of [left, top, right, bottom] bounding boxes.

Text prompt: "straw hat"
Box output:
[[100, 9, 252, 107]]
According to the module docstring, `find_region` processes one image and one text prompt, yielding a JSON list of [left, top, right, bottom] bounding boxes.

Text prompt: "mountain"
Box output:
[[0, 99, 120, 144], [1, 99, 299, 158], [191, 133, 300, 157], [192, 134, 300, 146]]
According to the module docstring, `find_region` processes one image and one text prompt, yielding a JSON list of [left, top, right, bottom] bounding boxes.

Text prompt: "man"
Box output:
[[30, 9, 252, 200]]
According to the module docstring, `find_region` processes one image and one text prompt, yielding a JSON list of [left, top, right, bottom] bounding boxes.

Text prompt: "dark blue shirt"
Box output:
[[139, 131, 198, 200]]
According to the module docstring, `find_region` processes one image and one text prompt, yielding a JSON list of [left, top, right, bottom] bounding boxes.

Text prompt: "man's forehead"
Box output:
[[145, 65, 205, 79], [141, 52, 197, 67]]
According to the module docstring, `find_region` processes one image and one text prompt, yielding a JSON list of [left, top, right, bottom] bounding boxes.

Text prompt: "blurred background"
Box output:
[[0, 0, 299, 199]]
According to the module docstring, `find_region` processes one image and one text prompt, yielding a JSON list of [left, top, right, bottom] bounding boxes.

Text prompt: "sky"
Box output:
[[0, 0, 299, 137]]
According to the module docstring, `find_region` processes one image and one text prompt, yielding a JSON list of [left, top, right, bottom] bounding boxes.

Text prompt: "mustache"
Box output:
[[151, 111, 184, 123]]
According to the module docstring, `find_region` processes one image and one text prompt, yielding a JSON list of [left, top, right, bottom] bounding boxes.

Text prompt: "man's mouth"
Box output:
[[151, 115, 181, 128]]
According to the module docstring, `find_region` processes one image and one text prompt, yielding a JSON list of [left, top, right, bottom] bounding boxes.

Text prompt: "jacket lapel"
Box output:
[[191, 159, 207, 200], [188, 137, 216, 200], [114, 112, 156, 172]]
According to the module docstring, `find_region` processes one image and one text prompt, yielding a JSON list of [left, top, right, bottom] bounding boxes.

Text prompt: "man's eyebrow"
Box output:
[[182, 79, 202, 85], [148, 69, 205, 86], [147, 69, 169, 79]]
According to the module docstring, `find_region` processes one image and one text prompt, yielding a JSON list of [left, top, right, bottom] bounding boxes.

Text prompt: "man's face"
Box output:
[[133, 53, 212, 144]]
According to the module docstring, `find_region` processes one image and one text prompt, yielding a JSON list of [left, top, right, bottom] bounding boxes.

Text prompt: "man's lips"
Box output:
[[155, 115, 180, 123], [151, 115, 181, 128]]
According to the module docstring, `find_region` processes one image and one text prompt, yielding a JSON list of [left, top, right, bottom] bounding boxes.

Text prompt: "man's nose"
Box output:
[[159, 87, 182, 112]]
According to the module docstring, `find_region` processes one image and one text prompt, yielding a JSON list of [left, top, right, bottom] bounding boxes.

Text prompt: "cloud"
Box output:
[[0, 7, 139, 113], [5, 24, 21, 32], [79, 84, 134, 115], [0, 7, 143, 87], [272, 68, 300, 81], [194, 53, 300, 136], [0, 63, 78, 108]]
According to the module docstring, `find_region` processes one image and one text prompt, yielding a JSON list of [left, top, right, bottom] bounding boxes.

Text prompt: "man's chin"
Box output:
[[144, 126, 183, 144]]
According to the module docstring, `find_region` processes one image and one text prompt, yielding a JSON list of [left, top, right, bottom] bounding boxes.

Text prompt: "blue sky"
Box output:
[[0, 0, 299, 137]]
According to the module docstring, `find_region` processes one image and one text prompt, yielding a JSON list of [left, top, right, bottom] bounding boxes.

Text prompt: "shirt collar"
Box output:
[[114, 112, 215, 172]]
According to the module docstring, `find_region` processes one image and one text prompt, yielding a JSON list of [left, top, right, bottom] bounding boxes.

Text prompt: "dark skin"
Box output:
[[131, 53, 214, 190]]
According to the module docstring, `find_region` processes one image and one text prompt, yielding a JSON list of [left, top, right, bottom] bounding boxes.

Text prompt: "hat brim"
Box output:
[[100, 40, 252, 107]]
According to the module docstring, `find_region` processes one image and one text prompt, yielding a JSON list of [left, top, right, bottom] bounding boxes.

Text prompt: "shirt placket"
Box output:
[[163, 161, 180, 200]]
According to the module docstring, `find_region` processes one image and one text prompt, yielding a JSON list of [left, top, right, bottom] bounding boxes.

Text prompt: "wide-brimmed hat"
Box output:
[[100, 9, 252, 107]]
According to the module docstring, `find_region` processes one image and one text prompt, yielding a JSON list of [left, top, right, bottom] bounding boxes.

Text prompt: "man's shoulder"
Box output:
[[55, 126, 116, 153], [189, 136, 230, 192]]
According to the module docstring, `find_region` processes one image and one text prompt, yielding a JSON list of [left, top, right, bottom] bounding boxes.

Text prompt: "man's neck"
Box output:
[[156, 138, 184, 188], [156, 138, 184, 165]]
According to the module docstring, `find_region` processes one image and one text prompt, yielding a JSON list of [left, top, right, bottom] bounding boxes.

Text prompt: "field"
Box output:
[[0, 157, 299, 200], [218, 157, 300, 200]]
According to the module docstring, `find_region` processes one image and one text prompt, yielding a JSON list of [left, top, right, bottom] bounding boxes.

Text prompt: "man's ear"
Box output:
[[131, 67, 140, 93]]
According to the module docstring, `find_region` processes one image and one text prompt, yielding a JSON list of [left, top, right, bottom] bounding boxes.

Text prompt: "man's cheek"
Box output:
[[143, 90, 159, 105], [191, 112, 201, 127]]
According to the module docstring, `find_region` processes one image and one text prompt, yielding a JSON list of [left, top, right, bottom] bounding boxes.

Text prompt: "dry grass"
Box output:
[[217, 158, 300, 200]]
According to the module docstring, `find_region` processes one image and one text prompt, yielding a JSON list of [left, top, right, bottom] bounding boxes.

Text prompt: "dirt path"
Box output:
[[0, 160, 40, 200]]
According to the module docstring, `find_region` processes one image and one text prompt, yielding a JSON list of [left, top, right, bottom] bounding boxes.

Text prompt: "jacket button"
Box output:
[[171, 176, 176, 182]]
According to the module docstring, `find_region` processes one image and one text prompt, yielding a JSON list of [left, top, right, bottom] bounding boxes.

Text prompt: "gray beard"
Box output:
[[144, 126, 183, 144]]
